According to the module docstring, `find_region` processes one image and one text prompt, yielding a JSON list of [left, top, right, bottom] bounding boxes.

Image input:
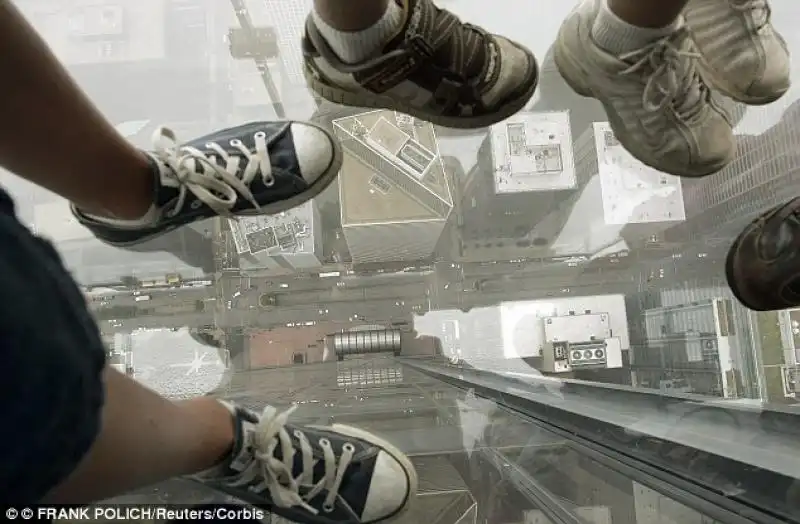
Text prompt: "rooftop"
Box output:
[[332, 110, 453, 226], [580, 122, 686, 225], [491, 111, 576, 194], [228, 200, 316, 257], [123, 328, 230, 399]]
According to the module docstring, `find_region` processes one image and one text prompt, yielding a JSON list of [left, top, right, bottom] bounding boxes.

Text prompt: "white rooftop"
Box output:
[[590, 122, 686, 225], [491, 111, 576, 194], [499, 295, 630, 359], [228, 200, 315, 256], [127, 328, 229, 399]]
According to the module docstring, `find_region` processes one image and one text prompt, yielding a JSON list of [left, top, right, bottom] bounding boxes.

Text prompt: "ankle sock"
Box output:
[[591, 0, 682, 55], [312, 1, 404, 64]]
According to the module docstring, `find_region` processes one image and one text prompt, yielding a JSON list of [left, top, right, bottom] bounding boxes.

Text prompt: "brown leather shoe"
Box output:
[[302, 0, 538, 129], [726, 197, 800, 311]]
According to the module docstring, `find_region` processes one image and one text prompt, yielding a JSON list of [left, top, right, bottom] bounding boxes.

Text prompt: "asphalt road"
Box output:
[[93, 265, 646, 336], [91, 246, 722, 336]]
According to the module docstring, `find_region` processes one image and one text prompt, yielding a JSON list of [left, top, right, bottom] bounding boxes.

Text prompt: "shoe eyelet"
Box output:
[[253, 131, 266, 139], [319, 438, 330, 447], [342, 443, 355, 453], [190, 200, 202, 210], [230, 139, 243, 146], [205, 142, 215, 149], [264, 176, 276, 187], [322, 503, 335, 513], [293, 429, 303, 438]]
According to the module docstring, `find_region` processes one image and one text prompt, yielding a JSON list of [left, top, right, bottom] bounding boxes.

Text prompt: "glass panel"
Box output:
[[110, 367, 731, 524], [8, 0, 800, 521]]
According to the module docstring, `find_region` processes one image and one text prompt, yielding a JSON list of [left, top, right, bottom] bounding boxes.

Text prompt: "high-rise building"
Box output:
[[459, 111, 579, 253], [252, 0, 316, 115], [332, 110, 453, 264], [573, 122, 686, 252], [259, 0, 311, 87], [665, 100, 800, 246], [625, 282, 758, 399], [227, 200, 323, 275], [18, 0, 167, 66], [21, 0, 230, 123]]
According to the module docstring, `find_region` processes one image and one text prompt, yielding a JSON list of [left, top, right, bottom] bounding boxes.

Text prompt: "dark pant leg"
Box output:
[[0, 188, 106, 504]]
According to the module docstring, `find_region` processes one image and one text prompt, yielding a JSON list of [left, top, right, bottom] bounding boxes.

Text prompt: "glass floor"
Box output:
[[7, 0, 800, 522], [111, 358, 764, 524]]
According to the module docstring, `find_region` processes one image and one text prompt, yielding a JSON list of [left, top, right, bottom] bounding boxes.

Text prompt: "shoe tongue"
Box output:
[[385, 0, 487, 80], [677, 65, 703, 117], [147, 153, 182, 209], [666, 32, 704, 119], [271, 429, 342, 486]]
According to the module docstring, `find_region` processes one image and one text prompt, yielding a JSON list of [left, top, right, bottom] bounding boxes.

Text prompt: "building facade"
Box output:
[[665, 100, 800, 246]]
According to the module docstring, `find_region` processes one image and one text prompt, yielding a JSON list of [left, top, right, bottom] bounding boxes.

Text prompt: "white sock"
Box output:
[[591, 0, 681, 55], [312, 0, 404, 64]]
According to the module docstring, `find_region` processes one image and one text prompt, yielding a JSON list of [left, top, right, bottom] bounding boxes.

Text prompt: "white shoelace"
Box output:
[[620, 28, 705, 122], [247, 405, 355, 515], [151, 127, 278, 218]]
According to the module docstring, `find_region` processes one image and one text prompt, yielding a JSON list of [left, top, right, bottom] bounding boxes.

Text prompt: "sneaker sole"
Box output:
[[724, 203, 789, 311], [304, 57, 539, 130], [84, 121, 344, 248], [322, 423, 420, 524], [695, 52, 789, 106], [552, 13, 731, 178], [725, 228, 751, 309]]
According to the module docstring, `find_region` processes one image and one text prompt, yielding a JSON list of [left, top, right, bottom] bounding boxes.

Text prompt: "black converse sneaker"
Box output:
[[72, 121, 342, 246], [192, 402, 417, 524]]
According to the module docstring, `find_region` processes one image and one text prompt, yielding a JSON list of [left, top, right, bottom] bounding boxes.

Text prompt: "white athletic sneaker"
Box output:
[[554, 0, 735, 178], [685, 0, 790, 105]]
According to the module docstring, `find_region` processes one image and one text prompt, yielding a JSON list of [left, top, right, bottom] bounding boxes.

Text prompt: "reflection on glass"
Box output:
[[9, 0, 800, 520]]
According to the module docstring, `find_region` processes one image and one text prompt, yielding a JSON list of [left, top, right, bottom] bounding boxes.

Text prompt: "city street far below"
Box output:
[[7, 0, 800, 522]]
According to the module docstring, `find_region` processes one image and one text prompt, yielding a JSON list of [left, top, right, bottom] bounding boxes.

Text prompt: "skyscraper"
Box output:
[[257, 0, 316, 114], [333, 110, 453, 263], [18, 0, 167, 66], [459, 111, 579, 252], [665, 100, 800, 246], [260, 0, 311, 86], [573, 122, 687, 252]]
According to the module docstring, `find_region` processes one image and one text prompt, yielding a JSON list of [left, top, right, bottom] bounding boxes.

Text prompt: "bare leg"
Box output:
[[44, 368, 234, 503], [41, 366, 418, 522], [609, 0, 689, 28], [313, 0, 390, 31], [0, 1, 152, 219], [0, 0, 343, 247]]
